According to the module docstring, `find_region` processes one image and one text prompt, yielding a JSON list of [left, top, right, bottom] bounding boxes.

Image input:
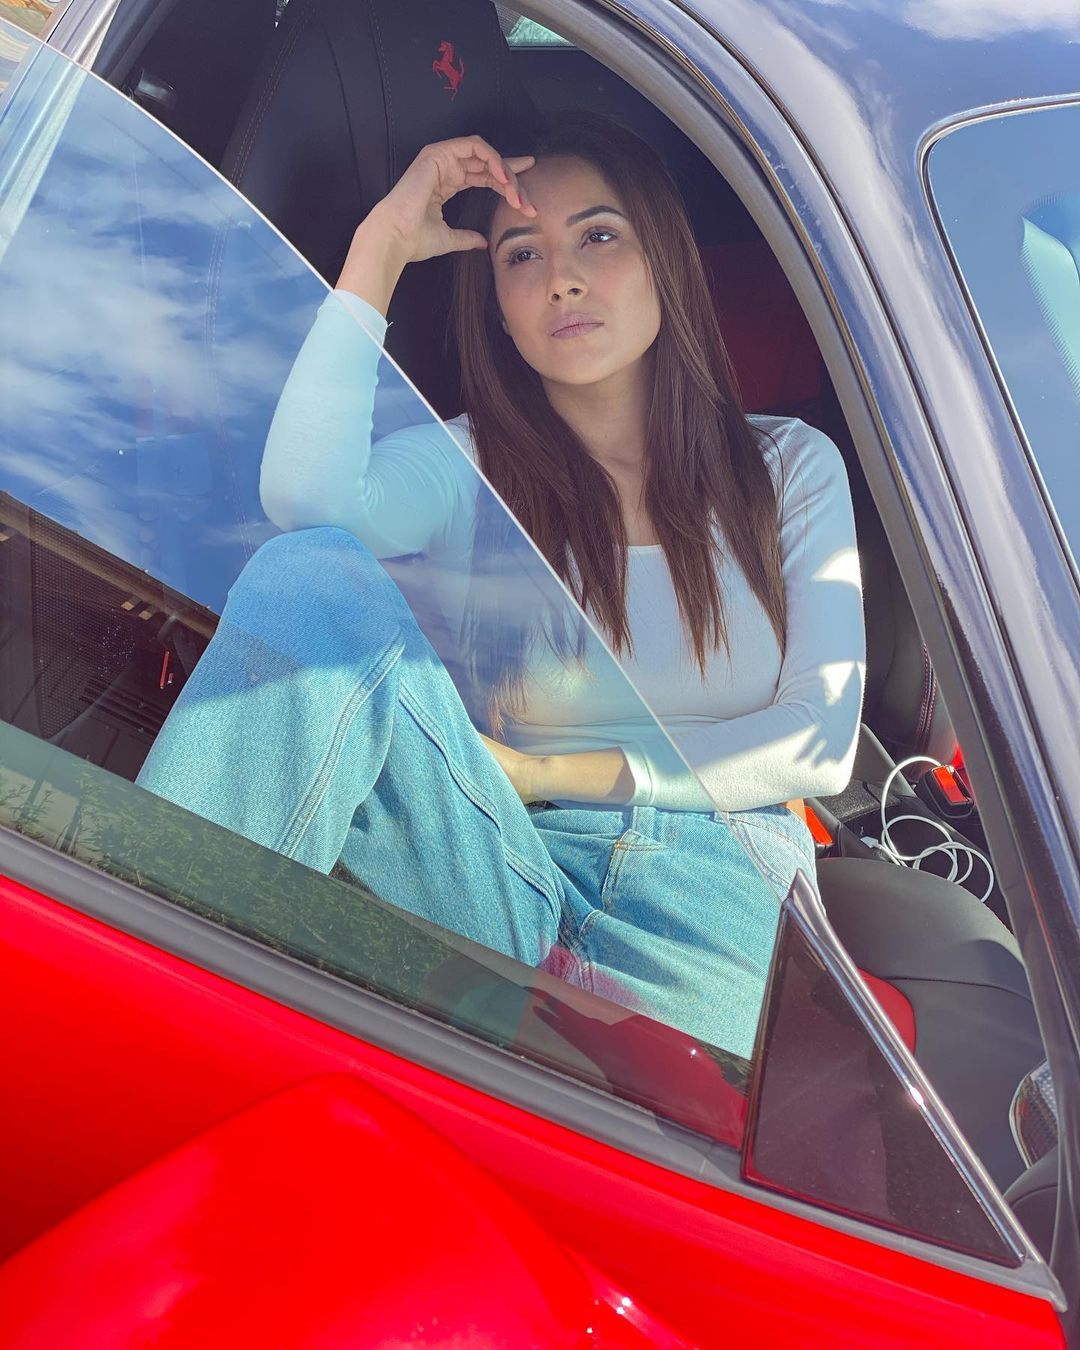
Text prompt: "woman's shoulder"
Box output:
[[746, 413, 850, 500]]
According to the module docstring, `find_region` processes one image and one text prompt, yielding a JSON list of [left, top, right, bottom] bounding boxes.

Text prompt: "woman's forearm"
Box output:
[[480, 736, 635, 806], [336, 209, 412, 316], [533, 748, 636, 806]]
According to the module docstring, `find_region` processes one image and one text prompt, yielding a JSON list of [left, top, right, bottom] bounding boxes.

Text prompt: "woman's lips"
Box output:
[[550, 318, 604, 340]]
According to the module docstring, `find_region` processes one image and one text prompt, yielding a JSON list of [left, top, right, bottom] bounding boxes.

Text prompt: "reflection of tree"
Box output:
[[0, 2, 51, 38], [0, 776, 55, 846]]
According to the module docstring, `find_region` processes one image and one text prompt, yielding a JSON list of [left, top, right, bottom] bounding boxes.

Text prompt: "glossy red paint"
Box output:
[[0, 873, 1064, 1348], [0, 1074, 676, 1347], [953, 744, 973, 794]]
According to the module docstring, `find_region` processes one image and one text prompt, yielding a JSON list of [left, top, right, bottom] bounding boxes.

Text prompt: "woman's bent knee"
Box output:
[[222, 528, 414, 651], [240, 527, 388, 596]]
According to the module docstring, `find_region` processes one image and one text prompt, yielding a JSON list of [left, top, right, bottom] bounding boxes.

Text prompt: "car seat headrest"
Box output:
[[223, 0, 531, 286]]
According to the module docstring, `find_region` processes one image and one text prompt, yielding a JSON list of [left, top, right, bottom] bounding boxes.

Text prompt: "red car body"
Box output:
[[0, 875, 1063, 1346]]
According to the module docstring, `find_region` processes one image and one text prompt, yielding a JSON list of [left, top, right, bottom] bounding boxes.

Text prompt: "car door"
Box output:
[[0, 8, 1071, 1345]]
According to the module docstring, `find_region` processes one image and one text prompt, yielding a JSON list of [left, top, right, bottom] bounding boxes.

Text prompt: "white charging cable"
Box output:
[[871, 755, 996, 903]]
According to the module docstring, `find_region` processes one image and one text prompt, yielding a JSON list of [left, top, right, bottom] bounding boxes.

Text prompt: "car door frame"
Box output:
[[32, 0, 1079, 1326], [495, 0, 1080, 1308]]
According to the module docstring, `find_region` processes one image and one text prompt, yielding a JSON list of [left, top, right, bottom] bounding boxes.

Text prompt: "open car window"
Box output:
[[0, 22, 755, 1139], [0, 21, 1055, 1286]]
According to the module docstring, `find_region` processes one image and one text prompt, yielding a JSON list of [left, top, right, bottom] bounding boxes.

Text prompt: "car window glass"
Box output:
[[0, 25, 767, 1142], [0, 21, 1047, 1281], [928, 104, 1080, 574], [503, 15, 573, 47], [744, 896, 1024, 1268]]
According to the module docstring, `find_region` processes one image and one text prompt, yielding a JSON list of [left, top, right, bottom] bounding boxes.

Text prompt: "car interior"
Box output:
[[0, 0, 1058, 1250]]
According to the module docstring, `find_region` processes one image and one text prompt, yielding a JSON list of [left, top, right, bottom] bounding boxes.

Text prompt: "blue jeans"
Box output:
[[137, 528, 815, 1060]]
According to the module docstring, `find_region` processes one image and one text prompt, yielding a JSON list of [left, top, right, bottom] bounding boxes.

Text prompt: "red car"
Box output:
[[0, 0, 1076, 1344]]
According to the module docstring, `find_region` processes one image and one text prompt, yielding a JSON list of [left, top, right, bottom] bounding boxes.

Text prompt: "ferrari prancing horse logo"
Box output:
[[432, 40, 465, 99]]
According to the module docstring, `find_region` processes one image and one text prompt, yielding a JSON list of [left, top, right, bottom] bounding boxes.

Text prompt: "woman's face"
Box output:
[[488, 156, 662, 390]]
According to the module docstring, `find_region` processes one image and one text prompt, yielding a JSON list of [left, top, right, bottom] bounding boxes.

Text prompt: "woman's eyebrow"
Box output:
[[493, 204, 628, 254]]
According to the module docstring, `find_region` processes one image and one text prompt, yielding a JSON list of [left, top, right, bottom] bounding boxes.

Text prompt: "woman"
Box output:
[[138, 114, 865, 1059]]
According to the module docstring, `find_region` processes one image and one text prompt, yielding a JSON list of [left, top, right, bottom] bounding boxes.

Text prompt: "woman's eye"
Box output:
[[505, 230, 617, 265]]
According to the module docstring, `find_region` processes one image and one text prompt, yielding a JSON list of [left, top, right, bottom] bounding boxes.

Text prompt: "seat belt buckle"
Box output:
[[914, 764, 974, 821]]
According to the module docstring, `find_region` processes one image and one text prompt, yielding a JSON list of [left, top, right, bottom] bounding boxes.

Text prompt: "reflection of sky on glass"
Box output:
[[0, 38, 703, 802], [811, 0, 1080, 40], [929, 106, 1080, 568], [0, 53, 322, 607]]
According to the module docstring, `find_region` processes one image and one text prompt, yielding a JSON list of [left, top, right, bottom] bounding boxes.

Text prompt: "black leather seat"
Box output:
[[216, 0, 953, 766], [1006, 1146, 1058, 1260], [220, 0, 534, 415], [816, 379, 958, 766], [818, 858, 1044, 1191]]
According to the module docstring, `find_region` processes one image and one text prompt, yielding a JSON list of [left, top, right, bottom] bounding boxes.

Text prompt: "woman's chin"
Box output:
[[535, 354, 637, 390]]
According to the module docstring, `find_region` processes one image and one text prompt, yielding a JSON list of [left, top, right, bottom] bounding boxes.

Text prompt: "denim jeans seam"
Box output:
[[398, 682, 562, 920], [572, 829, 651, 989], [743, 818, 810, 848], [732, 813, 814, 874], [278, 633, 405, 858], [574, 912, 601, 992], [557, 911, 593, 991], [398, 682, 499, 819], [756, 825, 814, 877], [729, 819, 789, 897]]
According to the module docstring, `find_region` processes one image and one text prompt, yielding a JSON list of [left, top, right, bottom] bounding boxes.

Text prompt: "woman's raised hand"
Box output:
[[337, 136, 537, 315], [373, 136, 536, 262]]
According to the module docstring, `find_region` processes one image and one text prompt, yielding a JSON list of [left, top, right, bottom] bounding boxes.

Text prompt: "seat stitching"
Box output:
[[916, 645, 934, 749], [367, 0, 395, 183], [921, 654, 937, 747], [232, 6, 314, 186], [235, 8, 312, 181]]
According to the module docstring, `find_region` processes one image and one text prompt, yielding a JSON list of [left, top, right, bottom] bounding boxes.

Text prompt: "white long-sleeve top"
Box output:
[[261, 291, 866, 811]]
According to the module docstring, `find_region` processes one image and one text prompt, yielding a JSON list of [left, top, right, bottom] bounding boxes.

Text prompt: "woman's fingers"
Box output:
[[435, 138, 537, 214], [445, 228, 490, 253], [461, 166, 535, 215], [496, 159, 537, 215]]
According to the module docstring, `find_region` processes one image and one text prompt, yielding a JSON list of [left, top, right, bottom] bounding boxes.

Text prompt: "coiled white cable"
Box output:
[[875, 755, 996, 904]]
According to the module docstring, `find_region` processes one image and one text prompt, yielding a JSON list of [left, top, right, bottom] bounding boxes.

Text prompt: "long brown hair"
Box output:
[[452, 112, 786, 728]]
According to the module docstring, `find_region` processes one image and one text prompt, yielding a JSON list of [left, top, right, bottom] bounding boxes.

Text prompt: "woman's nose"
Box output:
[[548, 255, 587, 302]]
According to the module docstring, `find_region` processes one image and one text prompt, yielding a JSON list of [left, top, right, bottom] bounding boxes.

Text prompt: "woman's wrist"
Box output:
[[532, 749, 634, 806], [335, 210, 413, 316], [525, 753, 556, 805]]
